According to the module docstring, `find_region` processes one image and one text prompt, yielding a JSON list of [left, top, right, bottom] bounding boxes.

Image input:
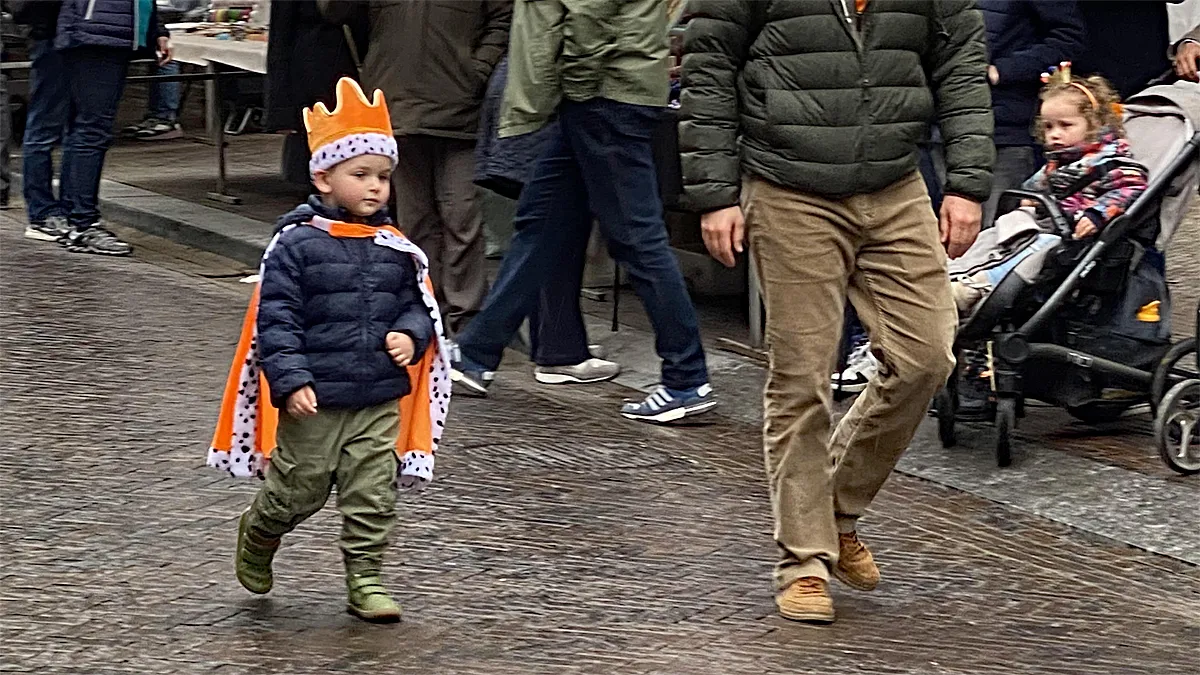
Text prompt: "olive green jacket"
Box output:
[[499, 0, 676, 137], [680, 0, 994, 209]]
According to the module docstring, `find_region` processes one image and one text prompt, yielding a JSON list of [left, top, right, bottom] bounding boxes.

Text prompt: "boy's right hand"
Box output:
[[287, 385, 318, 418]]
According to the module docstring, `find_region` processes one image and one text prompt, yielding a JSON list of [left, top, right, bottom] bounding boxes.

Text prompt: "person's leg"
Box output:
[[237, 410, 341, 593], [432, 139, 488, 333], [832, 171, 957, 532], [61, 47, 131, 252], [336, 402, 403, 622], [21, 40, 71, 233], [147, 61, 182, 122], [336, 402, 400, 570], [454, 123, 592, 374], [560, 99, 708, 391], [743, 177, 856, 596], [982, 146, 1038, 228], [392, 136, 444, 312], [137, 61, 184, 140], [1, 73, 10, 208], [529, 212, 592, 369]]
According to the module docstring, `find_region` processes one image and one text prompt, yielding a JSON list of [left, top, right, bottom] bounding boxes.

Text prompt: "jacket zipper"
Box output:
[[84, 0, 98, 21]]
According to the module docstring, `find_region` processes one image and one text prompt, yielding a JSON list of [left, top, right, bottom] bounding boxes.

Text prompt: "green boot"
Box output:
[[235, 510, 280, 594], [346, 572, 401, 623]]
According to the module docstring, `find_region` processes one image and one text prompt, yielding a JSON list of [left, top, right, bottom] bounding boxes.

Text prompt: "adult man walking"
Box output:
[[681, 0, 993, 622], [452, 0, 715, 423], [320, 0, 512, 334]]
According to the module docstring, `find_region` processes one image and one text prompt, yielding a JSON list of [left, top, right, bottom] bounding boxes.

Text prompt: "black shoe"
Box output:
[[62, 225, 133, 256], [957, 349, 994, 421]]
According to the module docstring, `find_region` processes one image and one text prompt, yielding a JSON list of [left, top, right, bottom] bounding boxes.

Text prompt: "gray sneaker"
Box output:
[[24, 215, 69, 242], [62, 225, 133, 256], [136, 118, 184, 141], [534, 358, 622, 385]]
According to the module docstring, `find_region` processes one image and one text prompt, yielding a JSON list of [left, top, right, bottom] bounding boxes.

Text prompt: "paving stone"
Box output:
[[1, 215, 1198, 674]]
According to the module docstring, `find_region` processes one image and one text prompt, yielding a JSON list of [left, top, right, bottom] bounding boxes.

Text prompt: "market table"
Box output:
[[166, 26, 268, 204]]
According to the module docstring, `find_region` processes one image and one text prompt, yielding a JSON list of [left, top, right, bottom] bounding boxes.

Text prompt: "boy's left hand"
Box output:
[[386, 332, 416, 367], [1073, 217, 1098, 240]]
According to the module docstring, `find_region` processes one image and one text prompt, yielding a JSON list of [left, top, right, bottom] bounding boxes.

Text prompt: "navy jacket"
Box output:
[[257, 199, 435, 411], [1075, 0, 1176, 99], [55, 0, 167, 52], [980, 0, 1086, 147]]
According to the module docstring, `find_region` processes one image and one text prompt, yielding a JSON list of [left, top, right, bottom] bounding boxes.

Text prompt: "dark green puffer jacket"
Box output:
[[680, 0, 994, 212]]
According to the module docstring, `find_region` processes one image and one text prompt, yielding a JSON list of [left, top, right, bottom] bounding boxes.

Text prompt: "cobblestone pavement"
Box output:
[[1, 213, 1199, 675]]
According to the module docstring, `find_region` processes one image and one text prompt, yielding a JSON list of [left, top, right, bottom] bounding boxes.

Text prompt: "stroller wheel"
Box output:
[[995, 397, 1016, 468], [1151, 338, 1198, 412], [1155, 379, 1200, 476], [934, 389, 957, 448]]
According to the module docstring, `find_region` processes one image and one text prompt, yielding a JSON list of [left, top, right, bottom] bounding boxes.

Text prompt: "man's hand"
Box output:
[[157, 36, 174, 66], [286, 385, 318, 418], [1176, 40, 1200, 81], [386, 332, 416, 367], [1073, 216, 1098, 240], [701, 206, 746, 268], [987, 65, 1000, 85], [939, 195, 982, 260]]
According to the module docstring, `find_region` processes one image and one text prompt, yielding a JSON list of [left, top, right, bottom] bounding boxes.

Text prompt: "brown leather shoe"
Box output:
[[776, 576, 835, 624], [833, 531, 880, 591]]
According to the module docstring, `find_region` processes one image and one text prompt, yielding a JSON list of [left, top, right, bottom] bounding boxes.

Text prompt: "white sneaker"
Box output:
[[534, 358, 621, 385], [831, 343, 878, 394]]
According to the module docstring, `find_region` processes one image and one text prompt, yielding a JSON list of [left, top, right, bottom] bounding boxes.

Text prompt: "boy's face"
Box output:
[[314, 155, 393, 218]]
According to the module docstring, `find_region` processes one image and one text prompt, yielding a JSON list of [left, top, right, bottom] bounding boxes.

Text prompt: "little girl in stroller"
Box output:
[[951, 65, 1149, 314]]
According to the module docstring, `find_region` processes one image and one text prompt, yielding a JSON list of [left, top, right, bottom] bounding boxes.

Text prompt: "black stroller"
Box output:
[[934, 81, 1200, 473]]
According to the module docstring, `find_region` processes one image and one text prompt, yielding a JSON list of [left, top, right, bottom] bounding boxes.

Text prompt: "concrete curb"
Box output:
[[95, 179, 272, 268]]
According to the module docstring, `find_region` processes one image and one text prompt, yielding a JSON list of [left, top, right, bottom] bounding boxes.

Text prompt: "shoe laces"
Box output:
[[839, 532, 869, 561], [789, 577, 827, 596]]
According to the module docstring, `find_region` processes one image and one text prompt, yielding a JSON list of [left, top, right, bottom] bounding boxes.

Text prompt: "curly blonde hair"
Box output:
[[1036, 74, 1125, 141]]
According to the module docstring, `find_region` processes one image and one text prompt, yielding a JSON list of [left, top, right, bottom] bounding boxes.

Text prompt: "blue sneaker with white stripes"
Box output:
[[621, 383, 716, 423]]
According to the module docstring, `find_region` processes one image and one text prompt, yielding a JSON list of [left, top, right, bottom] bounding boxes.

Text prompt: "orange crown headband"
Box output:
[[1041, 61, 1098, 109]]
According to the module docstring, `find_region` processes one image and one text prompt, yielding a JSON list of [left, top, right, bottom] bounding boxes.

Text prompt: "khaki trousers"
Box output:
[[246, 402, 400, 573], [745, 172, 957, 590], [393, 135, 487, 334]]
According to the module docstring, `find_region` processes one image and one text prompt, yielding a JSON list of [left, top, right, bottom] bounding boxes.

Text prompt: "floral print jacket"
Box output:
[[1022, 129, 1149, 228]]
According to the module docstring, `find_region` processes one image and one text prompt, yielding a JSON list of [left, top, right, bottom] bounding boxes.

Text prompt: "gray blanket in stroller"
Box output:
[[948, 209, 1063, 315]]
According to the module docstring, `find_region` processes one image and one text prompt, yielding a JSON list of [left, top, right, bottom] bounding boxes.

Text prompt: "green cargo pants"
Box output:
[[245, 401, 400, 573]]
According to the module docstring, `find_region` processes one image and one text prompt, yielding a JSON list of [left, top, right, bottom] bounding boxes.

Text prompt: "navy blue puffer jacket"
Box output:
[[979, 0, 1086, 147], [55, 0, 167, 51], [257, 199, 435, 411]]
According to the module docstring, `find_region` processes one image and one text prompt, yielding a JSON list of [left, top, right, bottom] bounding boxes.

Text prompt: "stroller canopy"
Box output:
[[1123, 81, 1200, 248]]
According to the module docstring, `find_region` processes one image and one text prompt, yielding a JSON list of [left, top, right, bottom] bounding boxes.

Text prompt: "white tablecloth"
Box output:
[[170, 32, 267, 74]]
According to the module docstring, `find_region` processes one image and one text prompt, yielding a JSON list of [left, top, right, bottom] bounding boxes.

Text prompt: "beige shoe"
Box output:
[[776, 576, 835, 624], [832, 531, 880, 591]]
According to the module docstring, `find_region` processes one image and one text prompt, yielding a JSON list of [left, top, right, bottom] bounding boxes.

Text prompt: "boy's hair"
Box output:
[[1036, 71, 1125, 140]]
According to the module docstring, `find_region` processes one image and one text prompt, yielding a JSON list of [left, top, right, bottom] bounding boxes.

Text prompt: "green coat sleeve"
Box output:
[[678, 0, 761, 213], [926, 1, 995, 203]]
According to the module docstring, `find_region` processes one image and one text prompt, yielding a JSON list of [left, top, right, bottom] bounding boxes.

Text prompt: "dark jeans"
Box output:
[[1, 73, 10, 204], [457, 98, 709, 389], [62, 47, 130, 228], [147, 60, 182, 122], [982, 145, 1040, 229], [22, 40, 72, 224]]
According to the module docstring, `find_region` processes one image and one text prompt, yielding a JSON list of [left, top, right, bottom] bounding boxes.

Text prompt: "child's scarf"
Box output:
[[206, 216, 451, 490]]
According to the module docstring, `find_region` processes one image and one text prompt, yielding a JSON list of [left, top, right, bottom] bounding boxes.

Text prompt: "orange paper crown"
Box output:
[[303, 78, 396, 164]]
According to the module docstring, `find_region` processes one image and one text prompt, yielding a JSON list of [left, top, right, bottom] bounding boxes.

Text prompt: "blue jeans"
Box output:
[[457, 98, 709, 390], [62, 47, 130, 228], [148, 60, 182, 121], [21, 40, 72, 224]]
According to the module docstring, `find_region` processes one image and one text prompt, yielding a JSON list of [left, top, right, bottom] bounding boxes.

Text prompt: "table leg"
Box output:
[[206, 66, 241, 205], [204, 63, 217, 138]]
